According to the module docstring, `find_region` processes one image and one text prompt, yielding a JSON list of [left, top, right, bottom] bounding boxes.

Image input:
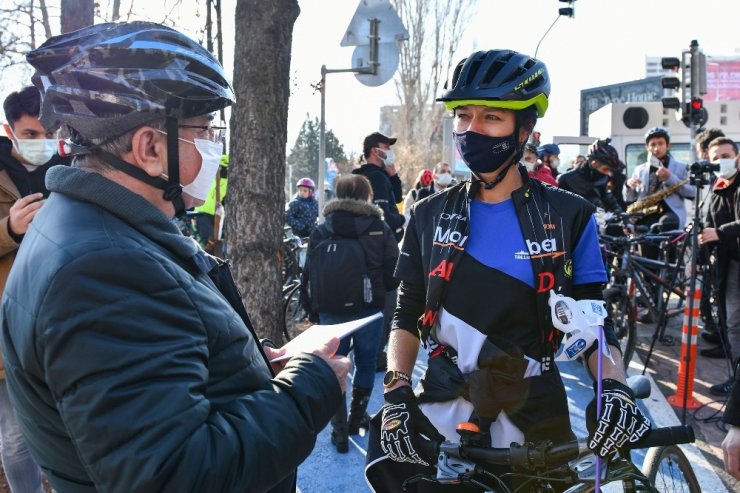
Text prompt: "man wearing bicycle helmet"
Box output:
[[525, 143, 557, 186], [285, 177, 319, 237], [537, 142, 564, 178], [0, 22, 349, 493], [366, 49, 649, 492], [557, 138, 625, 213], [624, 127, 695, 231]]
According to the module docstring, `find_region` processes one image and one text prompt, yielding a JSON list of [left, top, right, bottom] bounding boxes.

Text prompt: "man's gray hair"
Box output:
[[72, 117, 166, 171]]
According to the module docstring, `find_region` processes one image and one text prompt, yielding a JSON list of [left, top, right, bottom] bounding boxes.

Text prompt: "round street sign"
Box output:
[[352, 42, 399, 87]]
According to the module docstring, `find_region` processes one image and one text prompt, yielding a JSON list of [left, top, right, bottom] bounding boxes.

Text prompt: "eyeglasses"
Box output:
[[178, 121, 227, 143]]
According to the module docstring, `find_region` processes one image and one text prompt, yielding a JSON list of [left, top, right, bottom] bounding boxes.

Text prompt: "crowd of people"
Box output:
[[0, 18, 736, 493]]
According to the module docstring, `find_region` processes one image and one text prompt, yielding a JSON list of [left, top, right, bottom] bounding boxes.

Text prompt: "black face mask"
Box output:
[[453, 130, 517, 174]]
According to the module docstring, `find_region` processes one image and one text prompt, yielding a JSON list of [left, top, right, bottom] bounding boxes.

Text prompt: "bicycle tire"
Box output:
[[283, 282, 312, 344], [641, 445, 700, 493], [604, 289, 636, 369]]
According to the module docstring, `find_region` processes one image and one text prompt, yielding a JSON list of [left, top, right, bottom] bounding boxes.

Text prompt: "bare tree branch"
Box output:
[[112, 0, 121, 20], [38, 0, 52, 39], [389, 0, 477, 186]]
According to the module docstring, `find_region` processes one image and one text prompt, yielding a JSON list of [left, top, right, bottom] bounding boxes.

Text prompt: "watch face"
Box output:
[[383, 371, 395, 386]]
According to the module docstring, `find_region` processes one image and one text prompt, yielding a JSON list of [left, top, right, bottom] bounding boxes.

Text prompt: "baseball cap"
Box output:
[[363, 132, 397, 156]]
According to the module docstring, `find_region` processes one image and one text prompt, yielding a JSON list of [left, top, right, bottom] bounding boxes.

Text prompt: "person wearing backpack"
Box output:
[[301, 174, 400, 453]]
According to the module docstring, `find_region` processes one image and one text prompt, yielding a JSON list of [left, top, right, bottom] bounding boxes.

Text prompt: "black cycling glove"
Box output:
[[380, 386, 444, 466], [587, 379, 651, 457]]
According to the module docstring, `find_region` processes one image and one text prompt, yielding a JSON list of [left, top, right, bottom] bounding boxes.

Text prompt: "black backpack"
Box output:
[[308, 224, 372, 314]]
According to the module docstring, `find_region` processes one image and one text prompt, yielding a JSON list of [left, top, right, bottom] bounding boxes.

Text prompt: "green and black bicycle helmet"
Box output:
[[587, 138, 625, 171], [437, 49, 550, 118], [644, 127, 670, 145]]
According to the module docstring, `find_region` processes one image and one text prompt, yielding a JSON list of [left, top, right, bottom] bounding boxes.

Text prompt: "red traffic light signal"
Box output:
[[690, 98, 703, 111]]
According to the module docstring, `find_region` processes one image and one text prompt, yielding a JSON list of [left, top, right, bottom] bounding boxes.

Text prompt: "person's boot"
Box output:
[[348, 387, 372, 436], [330, 396, 349, 453]]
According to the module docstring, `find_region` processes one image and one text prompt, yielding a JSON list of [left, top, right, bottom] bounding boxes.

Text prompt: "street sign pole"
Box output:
[[315, 0, 408, 221], [317, 59, 377, 219]]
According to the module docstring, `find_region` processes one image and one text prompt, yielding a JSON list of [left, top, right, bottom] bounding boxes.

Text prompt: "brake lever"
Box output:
[[436, 442, 476, 484]]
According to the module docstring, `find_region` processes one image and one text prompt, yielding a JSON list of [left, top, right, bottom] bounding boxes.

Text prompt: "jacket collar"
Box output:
[[46, 166, 199, 260], [323, 198, 383, 218]]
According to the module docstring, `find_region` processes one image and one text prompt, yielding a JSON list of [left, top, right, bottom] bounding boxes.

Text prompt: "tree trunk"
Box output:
[[61, 0, 94, 33], [228, 0, 299, 341]]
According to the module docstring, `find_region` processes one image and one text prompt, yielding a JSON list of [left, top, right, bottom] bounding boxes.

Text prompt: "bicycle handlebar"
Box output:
[[438, 425, 694, 470]]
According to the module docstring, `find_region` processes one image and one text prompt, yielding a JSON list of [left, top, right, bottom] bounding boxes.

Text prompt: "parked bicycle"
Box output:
[[281, 227, 310, 343], [600, 215, 693, 368], [404, 376, 699, 493]]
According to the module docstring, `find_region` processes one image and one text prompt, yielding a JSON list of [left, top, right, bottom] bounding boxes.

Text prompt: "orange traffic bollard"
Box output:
[[667, 287, 702, 410]]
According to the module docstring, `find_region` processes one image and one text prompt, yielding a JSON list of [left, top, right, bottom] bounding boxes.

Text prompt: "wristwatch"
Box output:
[[383, 370, 411, 388]]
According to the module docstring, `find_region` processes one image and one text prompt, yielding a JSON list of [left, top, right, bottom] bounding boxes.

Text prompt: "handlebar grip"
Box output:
[[625, 426, 695, 450]]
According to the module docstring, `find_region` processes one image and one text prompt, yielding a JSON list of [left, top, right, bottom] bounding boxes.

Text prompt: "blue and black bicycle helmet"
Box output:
[[644, 127, 670, 144], [537, 143, 560, 158], [437, 49, 550, 118], [27, 21, 235, 216]]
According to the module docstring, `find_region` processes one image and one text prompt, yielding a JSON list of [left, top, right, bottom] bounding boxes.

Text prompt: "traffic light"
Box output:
[[558, 0, 575, 17], [689, 97, 708, 126], [660, 56, 682, 110], [663, 40, 709, 128]]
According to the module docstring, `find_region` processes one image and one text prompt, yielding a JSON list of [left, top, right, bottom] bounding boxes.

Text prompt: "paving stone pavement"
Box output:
[[632, 303, 739, 492]]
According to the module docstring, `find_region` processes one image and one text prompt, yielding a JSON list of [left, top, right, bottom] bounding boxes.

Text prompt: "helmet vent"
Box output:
[[466, 60, 483, 86]]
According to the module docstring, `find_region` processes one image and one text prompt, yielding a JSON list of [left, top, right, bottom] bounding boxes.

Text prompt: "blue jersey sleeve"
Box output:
[[572, 216, 607, 285]]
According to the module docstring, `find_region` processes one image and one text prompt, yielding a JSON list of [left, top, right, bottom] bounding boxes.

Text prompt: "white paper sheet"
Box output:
[[270, 311, 383, 362]]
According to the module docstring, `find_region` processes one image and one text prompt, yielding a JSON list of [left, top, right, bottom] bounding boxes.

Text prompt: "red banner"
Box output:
[[705, 58, 740, 101]]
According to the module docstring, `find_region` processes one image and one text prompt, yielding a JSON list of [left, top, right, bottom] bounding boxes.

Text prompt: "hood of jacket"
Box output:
[[323, 198, 383, 238]]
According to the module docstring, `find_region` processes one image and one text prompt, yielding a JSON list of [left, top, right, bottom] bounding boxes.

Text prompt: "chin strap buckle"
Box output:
[[163, 185, 182, 201]]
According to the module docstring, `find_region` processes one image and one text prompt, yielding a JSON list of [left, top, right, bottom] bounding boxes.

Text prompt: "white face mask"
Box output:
[[181, 138, 223, 201], [8, 127, 57, 166], [435, 172, 453, 187], [649, 155, 661, 168], [718, 157, 739, 180], [378, 147, 395, 166], [522, 160, 537, 173], [550, 158, 560, 170]]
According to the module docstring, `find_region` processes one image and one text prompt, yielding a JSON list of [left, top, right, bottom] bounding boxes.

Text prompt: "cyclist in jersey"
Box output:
[[365, 49, 650, 492]]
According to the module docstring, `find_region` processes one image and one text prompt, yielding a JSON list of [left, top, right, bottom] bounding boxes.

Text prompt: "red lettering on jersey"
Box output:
[[537, 272, 555, 293], [429, 260, 454, 281], [421, 309, 438, 327]]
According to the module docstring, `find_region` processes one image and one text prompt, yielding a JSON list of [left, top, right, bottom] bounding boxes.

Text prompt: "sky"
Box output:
[[284, 0, 740, 156], [2, 0, 739, 159]]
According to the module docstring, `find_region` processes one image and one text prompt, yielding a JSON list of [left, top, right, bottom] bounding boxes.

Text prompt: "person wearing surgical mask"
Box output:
[[2, 22, 350, 493], [524, 143, 557, 186], [433, 161, 454, 191], [354, 132, 405, 242], [699, 138, 740, 403], [536, 143, 563, 179], [0, 86, 70, 493]]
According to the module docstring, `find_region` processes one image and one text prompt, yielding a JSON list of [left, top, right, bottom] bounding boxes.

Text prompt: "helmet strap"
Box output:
[[82, 116, 186, 217], [164, 116, 186, 217]]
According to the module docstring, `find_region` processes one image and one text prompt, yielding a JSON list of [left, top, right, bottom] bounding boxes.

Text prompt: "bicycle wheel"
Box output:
[[604, 288, 636, 369], [641, 445, 700, 493], [282, 282, 311, 343]]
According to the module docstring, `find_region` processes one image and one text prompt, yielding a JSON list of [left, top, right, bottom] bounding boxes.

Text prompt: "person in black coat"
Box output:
[[301, 174, 400, 453], [557, 138, 625, 214], [353, 132, 405, 241]]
